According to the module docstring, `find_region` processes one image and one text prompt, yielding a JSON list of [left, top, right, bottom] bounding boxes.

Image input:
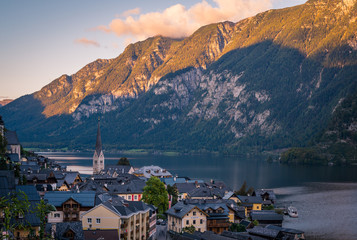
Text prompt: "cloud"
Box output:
[[74, 38, 100, 47], [116, 8, 141, 18], [97, 0, 273, 40]]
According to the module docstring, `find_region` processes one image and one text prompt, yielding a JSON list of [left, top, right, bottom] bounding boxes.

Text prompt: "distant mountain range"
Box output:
[[0, 99, 13, 107], [1, 0, 356, 160]]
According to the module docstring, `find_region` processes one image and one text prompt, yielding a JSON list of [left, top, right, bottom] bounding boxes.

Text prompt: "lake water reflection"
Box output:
[[39, 152, 357, 189], [39, 152, 357, 240]]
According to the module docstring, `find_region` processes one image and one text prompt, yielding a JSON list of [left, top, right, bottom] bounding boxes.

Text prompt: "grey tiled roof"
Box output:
[[98, 194, 151, 217], [103, 165, 132, 174], [175, 182, 203, 193], [254, 189, 277, 200], [44, 191, 96, 207], [5, 130, 20, 145], [222, 231, 267, 240], [248, 226, 280, 238], [250, 210, 283, 221], [237, 196, 263, 204], [45, 221, 84, 240], [166, 202, 198, 219], [16, 185, 41, 201], [7, 153, 20, 162], [188, 186, 226, 198], [265, 224, 304, 234], [84, 229, 119, 240], [64, 172, 80, 185], [0, 170, 15, 195]]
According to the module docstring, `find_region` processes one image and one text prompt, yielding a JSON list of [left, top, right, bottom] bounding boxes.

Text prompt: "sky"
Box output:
[[0, 0, 306, 100]]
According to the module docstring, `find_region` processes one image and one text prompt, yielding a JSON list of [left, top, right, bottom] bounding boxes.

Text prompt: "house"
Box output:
[[175, 182, 205, 200], [81, 194, 152, 240], [166, 201, 208, 233], [45, 221, 84, 240], [265, 225, 305, 240], [133, 165, 173, 178], [44, 191, 96, 223], [148, 204, 157, 239], [107, 179, 146, 201], [57, 180, 71, 191], [187, 185, 227, 200], [20, 161, 41, 174], [6, 153, 20, 163], [253, 189, 276, 205], [0, 170, 15, 196], [161, 177, 204, 186], [12, 185, 41, 239], [5, 130, 21, 159], [101, 165, 135, 176], [236, 196, 263, 214], [184, 199, 240, 234], [250, 211, 283, 227], [64, 171, 83, 188]]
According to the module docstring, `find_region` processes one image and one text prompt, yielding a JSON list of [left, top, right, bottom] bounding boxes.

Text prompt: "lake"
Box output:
[[39, 152, 357, 240]]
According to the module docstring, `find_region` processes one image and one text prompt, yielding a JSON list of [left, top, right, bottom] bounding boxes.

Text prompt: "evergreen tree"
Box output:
[[167, 185, 178, 206], [117, 157, 130, 166]]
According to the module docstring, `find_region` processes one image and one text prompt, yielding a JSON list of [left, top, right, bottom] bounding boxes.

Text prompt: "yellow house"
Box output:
[[81, 199, 151, 240], [236, 195, 263, 214], [166, 202, 208, 233]]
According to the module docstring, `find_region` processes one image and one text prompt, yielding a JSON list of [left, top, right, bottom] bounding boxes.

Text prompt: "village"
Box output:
[[0, 117, 305, 240]]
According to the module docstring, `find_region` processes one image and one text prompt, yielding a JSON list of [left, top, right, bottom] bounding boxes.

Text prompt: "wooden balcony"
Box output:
[[207, 221, 230, 228]]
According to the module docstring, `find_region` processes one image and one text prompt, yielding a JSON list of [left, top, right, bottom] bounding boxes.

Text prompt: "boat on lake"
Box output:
[[288, 206, 298, 218]]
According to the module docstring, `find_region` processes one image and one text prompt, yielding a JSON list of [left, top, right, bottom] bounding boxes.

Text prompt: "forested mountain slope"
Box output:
[[1, 0, 356, 155]]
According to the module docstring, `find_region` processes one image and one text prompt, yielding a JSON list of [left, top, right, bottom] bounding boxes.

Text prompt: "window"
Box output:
[[193, 220, 196, 224], [54, 213, 60, 218], [257, 206, 260, 210], [186, 220, 189, 225], [134, 195, 138, 200], [87, 218, 92, 223], [198, 228, 201, 232], [128, 195, 132, 200], [96, 218, 101, 224], [200, 219, 203, 224], [193, 211, 196, 216]]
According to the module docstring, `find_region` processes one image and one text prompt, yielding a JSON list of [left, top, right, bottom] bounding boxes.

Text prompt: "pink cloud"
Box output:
[[97, 0, 273, 40], [74, 38, 100, 47], [118, 8, 141, 18]]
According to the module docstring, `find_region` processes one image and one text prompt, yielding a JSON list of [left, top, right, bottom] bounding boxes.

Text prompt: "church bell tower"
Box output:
[[93, 118, 104, 174]]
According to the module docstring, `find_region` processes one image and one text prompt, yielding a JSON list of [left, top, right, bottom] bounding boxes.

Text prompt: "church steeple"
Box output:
[[93, 118, 104, 174], [95, 118, 102, 156]]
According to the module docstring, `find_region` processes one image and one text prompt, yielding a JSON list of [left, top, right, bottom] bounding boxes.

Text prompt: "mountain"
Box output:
[[0, 99, 13, 107], [281, 91, 357, 165], [1, 0, 357, 156]]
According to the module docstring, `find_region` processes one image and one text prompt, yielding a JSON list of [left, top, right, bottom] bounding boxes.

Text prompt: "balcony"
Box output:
[[207, 221, 230, 228]]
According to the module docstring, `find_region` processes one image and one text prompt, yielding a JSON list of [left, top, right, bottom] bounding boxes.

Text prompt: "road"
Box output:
[[155, 223, 170, 240]]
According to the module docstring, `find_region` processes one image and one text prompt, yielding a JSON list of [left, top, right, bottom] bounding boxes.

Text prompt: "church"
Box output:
[[93, 119, 104, 174]]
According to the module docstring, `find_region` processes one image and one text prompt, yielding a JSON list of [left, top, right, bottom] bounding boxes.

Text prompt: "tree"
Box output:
[[117, 157, 130, 166], [182, 225, 195, 234], [229, 223, 246, 232], [142, 177, 168, 214], [167, 185, 178, 206], [35, 199, 56, 240], [0, 157, 7, 170], [0, 190, 30, 239], [22, 175, 27, 185], [235, 181, 254, 196]]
